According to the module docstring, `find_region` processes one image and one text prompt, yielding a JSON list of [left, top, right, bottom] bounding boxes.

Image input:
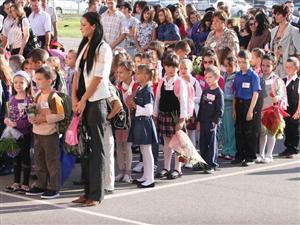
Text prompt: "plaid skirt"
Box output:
[[157, 112, 176, 138]]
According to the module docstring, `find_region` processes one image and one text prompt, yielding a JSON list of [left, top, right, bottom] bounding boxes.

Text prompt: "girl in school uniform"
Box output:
[[128, 64, 158, 188], [115, 61, 139, 183], [179, 58, 202, 148], [153, 53, 188, 179]]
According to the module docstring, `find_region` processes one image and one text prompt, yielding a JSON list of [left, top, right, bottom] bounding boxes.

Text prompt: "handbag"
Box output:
[[65, 115, 80, 146]]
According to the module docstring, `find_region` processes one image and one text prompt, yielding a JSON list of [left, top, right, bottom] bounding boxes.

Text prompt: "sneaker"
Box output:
[[224, 155, 233, 160], [204, 168, 215, 174], [26, 186, 45, 196], [132, 162, 144, 173], [262, 157, 273, 163], [241, 160, 255, 167], [192, 163, 204, 171], [184, 162, 193, 168], [255, 156, 264, 163], [122, 174, 132, 183], [115, 173, 123, 182], [41, 190, 60, 199]]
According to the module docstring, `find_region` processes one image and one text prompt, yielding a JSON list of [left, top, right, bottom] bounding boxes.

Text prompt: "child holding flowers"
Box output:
[[5, 71, 32, 193]]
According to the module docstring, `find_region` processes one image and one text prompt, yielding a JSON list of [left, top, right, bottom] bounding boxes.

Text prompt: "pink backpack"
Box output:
[[174, 78, 195, 118]]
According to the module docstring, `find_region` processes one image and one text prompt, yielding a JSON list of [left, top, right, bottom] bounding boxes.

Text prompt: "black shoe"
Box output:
[[204, 168, 215, 174], [278, 151, 290, 157], [137, 182, 155, 188], [241, 160, 255, 167], [132, 179, 145, 184], [73, 179, 85, 185], [192, 163, 204, 171], [155, 169, 170, 179], [168, 170, 182, 179], [41, 190, 60, 199], [231, 159, 244, 165], [104, 189, 114, 194], [26, 187, 45, 196]]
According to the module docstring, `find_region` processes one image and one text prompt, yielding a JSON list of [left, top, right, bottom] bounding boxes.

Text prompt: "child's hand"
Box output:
[[232, 109, 236, 120], [175, 121, 185, 132], [246, 110, 253, 121], [34, 114, 46, 124], [196, 122, 200, 131], [131, 101, 136, 110], [292, 111, 300, 120], [4, 118, 10, 126]]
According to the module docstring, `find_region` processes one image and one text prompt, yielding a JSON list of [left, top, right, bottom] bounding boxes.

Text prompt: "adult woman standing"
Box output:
[[205, 10, 239, 63], [71, 12, 112, 207], [247, 12, 271, 51], [157, 8, 181, 45], [7, 3, 29, 56], [270, 4, 300, 78], [238, 15, 251, 50]]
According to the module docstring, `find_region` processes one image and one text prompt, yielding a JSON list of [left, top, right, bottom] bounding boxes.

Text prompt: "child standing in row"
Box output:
[[198, 66, 224, 173], [279, 57, 300, 158], [5, 71, 32, 193], [154, 53, 188, 179], [128, 64, 158, 188], [232, 50, 261, 166], [26, 67, 65, 199], [65, 49, 77, 96], [115, 61, 139, 183], [258, 53, 287, 163], [222, 57, 237, 160]]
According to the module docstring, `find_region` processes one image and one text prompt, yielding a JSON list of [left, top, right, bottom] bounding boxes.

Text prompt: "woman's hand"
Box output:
[[292, 111, 300, 120], [77, 99, 87, 118], [246, 110, 253, 121]]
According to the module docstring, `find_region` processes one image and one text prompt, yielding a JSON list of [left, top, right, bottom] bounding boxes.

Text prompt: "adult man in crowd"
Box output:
[[285, 0, 299, 27], [41, 0, 58, 41], [28, 0, 51, 50], [101, 0, 128, 50]]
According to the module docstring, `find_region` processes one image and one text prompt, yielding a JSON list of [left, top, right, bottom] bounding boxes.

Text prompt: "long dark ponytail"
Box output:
[[77, 12, 104, 75]]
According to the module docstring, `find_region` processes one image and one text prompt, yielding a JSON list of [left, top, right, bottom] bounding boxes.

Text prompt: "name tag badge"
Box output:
[[265, 79, 272, 86], [207, 93, 215, 101], [17, 103, 27, 110], [40, 102, 49, 109], [242, 82, 250, 89]]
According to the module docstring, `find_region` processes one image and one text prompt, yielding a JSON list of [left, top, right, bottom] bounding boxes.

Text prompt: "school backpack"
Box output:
[[174, 78, 195, 118], [36, 91, 73, 134]]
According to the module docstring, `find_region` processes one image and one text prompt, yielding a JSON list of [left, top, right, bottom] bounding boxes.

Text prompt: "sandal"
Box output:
[[16, 185, 30, 194], [155, 169, 170, 179], [6, 183, 20, 192], [168, 170, 183, 179]]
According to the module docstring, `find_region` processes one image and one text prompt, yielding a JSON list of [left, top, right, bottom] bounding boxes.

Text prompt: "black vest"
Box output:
[[284, 77, 299, 114], [159, 82, 180, 113]]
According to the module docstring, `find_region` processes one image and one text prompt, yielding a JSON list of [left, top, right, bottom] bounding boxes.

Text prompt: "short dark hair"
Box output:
[[35, 66, 56, 81], [175, 41, 191, 54], [163, 53, 179, 67], [224, 56, 237, 67], [275, 4, 289, 17], [28, 48, 49, 63], [212, 10, 228, 24], [262, 52, 277, 66], [251, 48, 265, 59], [238, 50, 251, 60]]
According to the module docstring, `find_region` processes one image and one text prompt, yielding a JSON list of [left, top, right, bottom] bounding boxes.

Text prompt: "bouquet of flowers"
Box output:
[[26, 103, 37, 117], [0, 127, 23, 157], [192, 55, 202, 76], [262, 104, 290, 139], [169, 130, 207, 166]]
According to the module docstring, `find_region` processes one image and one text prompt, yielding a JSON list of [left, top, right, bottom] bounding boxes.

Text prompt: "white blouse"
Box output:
[[75, 41, 113, 102], [7, 18, 30, 49]]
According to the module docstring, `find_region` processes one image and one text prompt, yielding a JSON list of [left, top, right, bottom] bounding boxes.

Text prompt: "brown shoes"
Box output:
[[72, 196, 99, 207], [71, 195, 86, 204]]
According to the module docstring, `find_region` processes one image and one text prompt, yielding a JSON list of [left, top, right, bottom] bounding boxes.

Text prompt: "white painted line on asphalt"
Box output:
[[0, 192, 151, 225], [105, 160, 300, 200]]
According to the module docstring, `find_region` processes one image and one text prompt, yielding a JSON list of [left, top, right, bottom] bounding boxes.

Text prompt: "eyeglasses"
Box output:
[[249, 22, 256, 26], [203, 60, 214, 64]]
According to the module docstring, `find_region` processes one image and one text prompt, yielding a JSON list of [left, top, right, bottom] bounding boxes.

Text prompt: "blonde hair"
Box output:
[[205, 65, 221, 78], [179, 58, 193, 73]]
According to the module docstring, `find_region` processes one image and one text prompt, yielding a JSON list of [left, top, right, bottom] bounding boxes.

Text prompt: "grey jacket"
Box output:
[[270, 24, 300, 78]]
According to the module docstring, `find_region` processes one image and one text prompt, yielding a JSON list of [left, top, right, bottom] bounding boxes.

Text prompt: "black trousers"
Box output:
[[82, 99, 107, 201], [284, 117, 299, 154], [14, 133, 32, 185], [235, 99, 260, 161]]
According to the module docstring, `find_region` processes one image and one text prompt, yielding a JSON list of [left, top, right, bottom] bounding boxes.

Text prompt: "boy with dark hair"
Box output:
[[232, 50, 261, 166]]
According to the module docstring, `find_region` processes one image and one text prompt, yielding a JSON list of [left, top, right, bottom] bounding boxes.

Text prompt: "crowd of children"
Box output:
[[0, 4, 299, 203]]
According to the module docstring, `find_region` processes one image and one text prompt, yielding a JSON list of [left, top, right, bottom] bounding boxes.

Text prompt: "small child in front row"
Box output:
[[197, 66, 224, 173], [279, 57, 300, 158], [5, 71, 32, 193], [65, 49, 77, 96], [153, 53, 188, 179], [26, 66, 65, 199], [128, 64, 158, 188]]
